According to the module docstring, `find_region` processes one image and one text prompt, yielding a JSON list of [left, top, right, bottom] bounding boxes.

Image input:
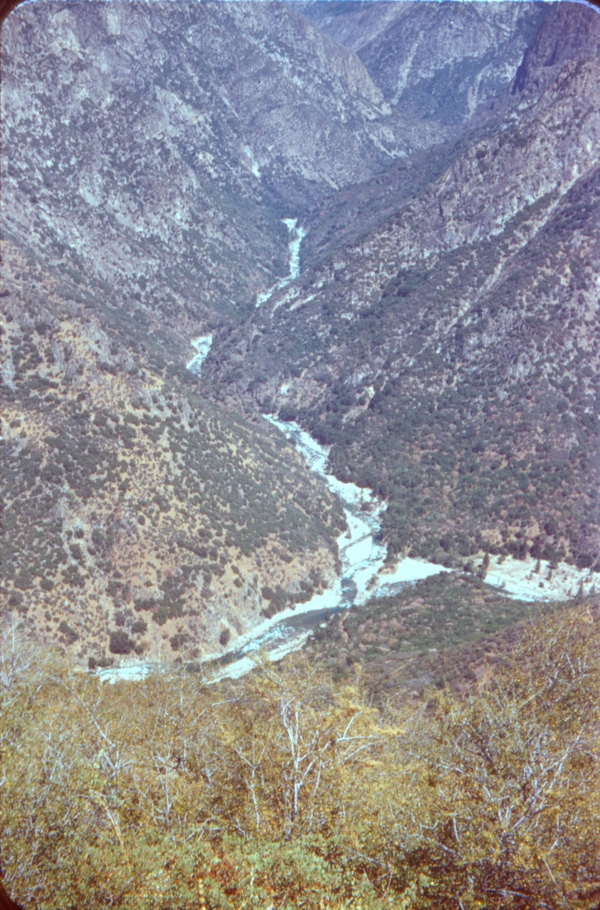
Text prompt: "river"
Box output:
[[186, 334, 213, 375], [99, 417, 447, 684], [256, 218, 306, 307], [99, 217, 599, 684], [198, 418, 448, 681]]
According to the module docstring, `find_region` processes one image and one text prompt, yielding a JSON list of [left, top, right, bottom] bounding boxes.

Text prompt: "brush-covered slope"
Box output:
[[0, 247, 345, 665], [1, 0, 408, 329], [2, 594, 599, 909], [304, 570, 553, 699], [205, 3, 600, 570]]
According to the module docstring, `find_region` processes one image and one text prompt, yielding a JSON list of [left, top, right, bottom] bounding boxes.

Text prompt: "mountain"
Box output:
[[1, 0, 404, 334], [3, 4, 600, 903], [301, 0, 548, 134], [1, 0, 599, 667], [204, 2, 600, 572], [0, 267, 345, 662], [1, 1, 550, 336]]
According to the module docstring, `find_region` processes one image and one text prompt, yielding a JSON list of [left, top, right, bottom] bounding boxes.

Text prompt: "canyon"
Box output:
[[1, 0, 599, 675]]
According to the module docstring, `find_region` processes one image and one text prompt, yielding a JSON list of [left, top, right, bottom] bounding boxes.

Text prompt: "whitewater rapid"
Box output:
[[266, 418, 449, 603], [256, 218, 306, 307], [176, 418, 449, 682], [185, 217, 304, 375], [98, 418, 447, 684], [186, 334, 213, 375], [100, 415, 600, 685]]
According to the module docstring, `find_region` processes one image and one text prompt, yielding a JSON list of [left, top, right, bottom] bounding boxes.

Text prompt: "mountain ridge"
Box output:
[[204, 2, 600, 571]]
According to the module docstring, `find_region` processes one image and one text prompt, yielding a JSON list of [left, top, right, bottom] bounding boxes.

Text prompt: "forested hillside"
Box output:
[[0, 274, 344, 661]]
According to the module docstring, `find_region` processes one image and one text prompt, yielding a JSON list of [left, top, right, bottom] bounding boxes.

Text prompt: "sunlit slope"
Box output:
[[205, 4, 600, 571], [0, 257, 345, 664], [305, 571, 553, 699], [1, 599, 598, 909]]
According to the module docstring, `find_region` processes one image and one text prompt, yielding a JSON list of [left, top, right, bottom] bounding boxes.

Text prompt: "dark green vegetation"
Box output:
[[299, 172, 600, 566], [305, 572, 547, 698], [1, 604, 599, 909]]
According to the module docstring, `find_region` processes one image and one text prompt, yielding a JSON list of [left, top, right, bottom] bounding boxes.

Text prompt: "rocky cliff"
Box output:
[[1, 0, 406, 334], [2, 1, 550, 333], [302, 1, 548, 135]]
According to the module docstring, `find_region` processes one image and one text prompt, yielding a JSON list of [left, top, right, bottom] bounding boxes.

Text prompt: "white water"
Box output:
[[186, 334, 213, 375], [266, 418, 449, 607], [256, 218, 306, 307], [98, 664, 150, 684], [198, 419, 600, 680], [99, 409, 600, 684], [268, 416, 388, 604], [99, 418, 447, 683], [484, 553, 599, 602], [192, 416, 449, 677], [282, 218, 304, 281]]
